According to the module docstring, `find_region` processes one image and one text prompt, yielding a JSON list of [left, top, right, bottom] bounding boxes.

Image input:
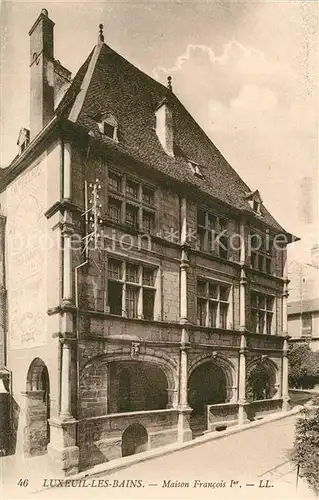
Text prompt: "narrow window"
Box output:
[[126, 286, 138, 318], [108, 281, 123, 315], [108, 197, 122, 223], [142, 210, 154, 234], [143, 289, 155, 320], [126, 179, 139, 199], [109, 171, 122, 192], [126, 204, 139, 229], [142, 186, 155, 205]]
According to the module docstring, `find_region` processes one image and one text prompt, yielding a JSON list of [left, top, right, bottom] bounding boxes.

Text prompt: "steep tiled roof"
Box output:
[[56, 49, 94, 117], [66, 43, 288, 233]]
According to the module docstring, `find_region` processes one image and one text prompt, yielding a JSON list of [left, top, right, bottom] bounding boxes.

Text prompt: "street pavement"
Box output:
[[2, 413, 314, 500]]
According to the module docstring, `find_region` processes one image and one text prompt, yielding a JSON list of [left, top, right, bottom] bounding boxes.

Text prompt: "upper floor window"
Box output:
[[250, 232, 273, 274], [98, 113, 118, 141], [250, 292, 275, 335], [107, 170, 155, 233], [108, 258, 157, 320], [109, 171, 122, 192], [301, 313, 312, 337], [196, 208, 230, 260], [197, 279, 231, 329]]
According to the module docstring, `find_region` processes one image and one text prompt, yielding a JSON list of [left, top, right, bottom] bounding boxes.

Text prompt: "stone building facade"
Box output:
[[0, 9, 296, 474], [288, 246, 319, 350]]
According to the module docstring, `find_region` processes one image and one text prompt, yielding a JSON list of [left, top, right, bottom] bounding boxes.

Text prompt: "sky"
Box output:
[[0, 0, 318, 265]]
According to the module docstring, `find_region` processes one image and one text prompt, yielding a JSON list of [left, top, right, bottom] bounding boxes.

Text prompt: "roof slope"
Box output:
[[67, 43, 286, 232]]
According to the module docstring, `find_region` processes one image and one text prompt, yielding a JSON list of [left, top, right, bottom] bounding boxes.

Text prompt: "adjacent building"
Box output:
[[0, 9, 296, 474], [288, 245, 319, 350]]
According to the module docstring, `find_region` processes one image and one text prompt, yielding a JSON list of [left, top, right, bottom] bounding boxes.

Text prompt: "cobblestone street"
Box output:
[[2, 413, 314, 500]]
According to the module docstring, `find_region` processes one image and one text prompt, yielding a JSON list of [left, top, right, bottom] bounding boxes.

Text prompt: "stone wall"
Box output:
[[78, 409, 178, 470], [24, 390, 49, 456]]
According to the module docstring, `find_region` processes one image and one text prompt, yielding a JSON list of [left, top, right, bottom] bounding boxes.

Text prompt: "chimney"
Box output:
[[29, 9, 55, 139], [155, 78, 174, 157], [17, 127, 30, 155]]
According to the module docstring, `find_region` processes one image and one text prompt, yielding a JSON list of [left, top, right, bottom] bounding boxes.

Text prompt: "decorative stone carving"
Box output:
[[131, 342, 140, 358]]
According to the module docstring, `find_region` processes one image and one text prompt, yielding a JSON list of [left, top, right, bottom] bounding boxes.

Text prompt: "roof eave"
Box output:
[[0, 116, 61, 192]]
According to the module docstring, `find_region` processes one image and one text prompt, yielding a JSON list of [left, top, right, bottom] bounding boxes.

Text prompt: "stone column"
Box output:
[[180, 249, 189, 324], [282, 282, 289, 336], [177, 328, 192, 442], [48, 339, 79, 476], [63, 141, 72, 201], [179, 330, 188, 407], [239, 269, 247, 332], [238, 334, 249, 424], [62, 227, 73, 306], [59, 340, 73, 420], [239, 221, 247, 332], [180, 196, 189, 325], [282, 337, 290, 411]]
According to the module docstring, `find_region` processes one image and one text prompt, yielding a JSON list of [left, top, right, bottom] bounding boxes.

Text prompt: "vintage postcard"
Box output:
[[0, 1, 318, 499]]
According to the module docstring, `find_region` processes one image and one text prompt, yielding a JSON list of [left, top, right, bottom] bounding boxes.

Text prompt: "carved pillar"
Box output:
[[282, 281, 289, 336], [59, 339, 74, 421], [63, 141, 72, 201], [239, 221, 247, 332], [239, 269, 247, 332], [62, 225, 73, 306], [177, 328, 192, 442], [48, 338, 79, 476], [180, 248, 189, 324], [238, 334, 249, 424], [282, 337, 290, 411], [180, 196, 189, 325]]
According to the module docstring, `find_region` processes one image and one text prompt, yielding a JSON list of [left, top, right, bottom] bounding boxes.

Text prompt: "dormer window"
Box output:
[[245, 190, 263, 215], [188, 161, 204, 178], [104, 122, 116, 139], [253, 199, 260, 213], [98, 113, 118, 141]]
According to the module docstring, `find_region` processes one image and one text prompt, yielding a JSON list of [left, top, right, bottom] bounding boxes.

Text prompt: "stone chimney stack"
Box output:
[[29, 9, 55, 140]]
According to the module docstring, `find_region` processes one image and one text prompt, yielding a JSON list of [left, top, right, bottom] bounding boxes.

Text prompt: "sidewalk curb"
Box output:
[[32, 405, 303, 494]]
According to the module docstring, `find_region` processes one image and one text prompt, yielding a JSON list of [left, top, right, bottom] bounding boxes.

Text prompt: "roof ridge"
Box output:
[[68, 43, 104, 123]]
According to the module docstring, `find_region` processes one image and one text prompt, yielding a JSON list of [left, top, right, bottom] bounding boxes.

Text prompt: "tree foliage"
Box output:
[[291, 397, 319, 494], [289, 343, 319, 389]]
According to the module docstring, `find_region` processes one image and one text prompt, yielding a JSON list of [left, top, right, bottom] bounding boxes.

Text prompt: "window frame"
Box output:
[[196, 279, 232, 329], [250, 291, 275, 335], [107, 169, 156, 233], [196, 208, 231, 260], [107, 258, 157, 320], [301, 312, 312, 337], [250, 231, 273, 275]]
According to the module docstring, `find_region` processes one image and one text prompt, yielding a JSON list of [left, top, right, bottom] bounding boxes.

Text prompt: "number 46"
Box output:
[[17, 479, 29, 487]]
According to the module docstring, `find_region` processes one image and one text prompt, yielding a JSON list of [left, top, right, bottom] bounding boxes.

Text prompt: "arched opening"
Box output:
[[188, 361, 227, 436], [25, 358, 50, 456], [109, 361, 169, 413], [118, 369, 131, 412], [122, 423, 148, 457], [247, 364, 272, 401]]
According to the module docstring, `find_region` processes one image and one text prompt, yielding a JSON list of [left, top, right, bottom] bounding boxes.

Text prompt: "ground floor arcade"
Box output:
[[4, 330, 289, 475]]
